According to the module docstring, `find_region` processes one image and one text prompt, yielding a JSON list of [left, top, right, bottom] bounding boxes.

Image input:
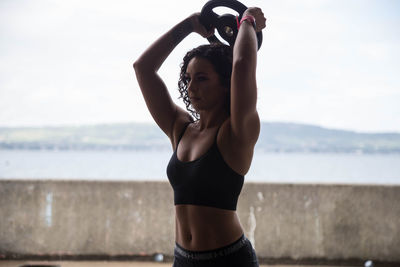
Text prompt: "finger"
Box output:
[[202, 27, 215, 38], [260, 20, 266, 30], [207, 27, 215, 35]]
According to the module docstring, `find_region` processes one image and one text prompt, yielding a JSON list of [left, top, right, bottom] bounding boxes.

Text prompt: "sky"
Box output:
[[0, 0, 399, 133]]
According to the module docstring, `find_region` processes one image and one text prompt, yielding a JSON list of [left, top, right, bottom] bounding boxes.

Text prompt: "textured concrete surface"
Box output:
[[0, 261, 355, 267], [239, 183, 400, 261], [0, 180, 399, 263]]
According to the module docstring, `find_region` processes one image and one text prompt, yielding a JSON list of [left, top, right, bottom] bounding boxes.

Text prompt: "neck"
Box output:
[[197, 108, 229, 130]]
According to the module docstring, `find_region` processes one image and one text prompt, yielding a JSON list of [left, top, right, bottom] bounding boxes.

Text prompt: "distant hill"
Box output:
[[0, 122, 399, 153], [257, 122, 400, 153]]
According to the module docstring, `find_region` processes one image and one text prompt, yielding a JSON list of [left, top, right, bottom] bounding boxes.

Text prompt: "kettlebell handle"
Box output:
[[199, 0, 263, 50]]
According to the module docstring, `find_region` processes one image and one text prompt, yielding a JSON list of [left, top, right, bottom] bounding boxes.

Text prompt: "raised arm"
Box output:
[[230, 8, 266, 144], [133, 13, 213, 140]]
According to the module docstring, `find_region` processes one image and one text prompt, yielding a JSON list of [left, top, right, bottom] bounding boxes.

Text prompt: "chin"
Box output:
[[190, 102, 201, 111]]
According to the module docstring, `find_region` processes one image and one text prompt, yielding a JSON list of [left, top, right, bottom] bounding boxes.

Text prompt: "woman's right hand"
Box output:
[[242, 7, 266, 32], [189, 13, 215, 38]]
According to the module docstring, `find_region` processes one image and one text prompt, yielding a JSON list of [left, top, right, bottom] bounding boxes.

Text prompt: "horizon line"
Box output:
[[0, 121, 399, 135]]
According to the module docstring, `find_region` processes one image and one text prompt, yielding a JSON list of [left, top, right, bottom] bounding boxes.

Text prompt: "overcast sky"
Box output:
[[0, 0, 399, 133]]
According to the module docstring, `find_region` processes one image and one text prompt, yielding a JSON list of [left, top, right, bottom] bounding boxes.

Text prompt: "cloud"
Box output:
[[0, 0, 399, 132]]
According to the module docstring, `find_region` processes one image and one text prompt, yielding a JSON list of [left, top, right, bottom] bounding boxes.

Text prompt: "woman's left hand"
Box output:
[[189, 12, 215, 38], [242, 7, 266, 32]]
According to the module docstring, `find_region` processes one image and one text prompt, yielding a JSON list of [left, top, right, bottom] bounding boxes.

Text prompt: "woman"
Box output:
[[134, 6, 266, 267]]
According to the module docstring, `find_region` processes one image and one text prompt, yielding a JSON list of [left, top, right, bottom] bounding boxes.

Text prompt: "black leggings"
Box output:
[[172, 234, 259, 267]]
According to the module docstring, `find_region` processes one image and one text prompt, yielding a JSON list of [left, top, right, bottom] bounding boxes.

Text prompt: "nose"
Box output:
[[187, 80, 197, 93]]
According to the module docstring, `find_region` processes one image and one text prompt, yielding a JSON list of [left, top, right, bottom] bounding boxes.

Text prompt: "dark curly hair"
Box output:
[[178, 43, 233, 120]]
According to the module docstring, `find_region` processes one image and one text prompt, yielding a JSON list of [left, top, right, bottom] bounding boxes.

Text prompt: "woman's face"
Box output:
[[185, 57, 228, 112]]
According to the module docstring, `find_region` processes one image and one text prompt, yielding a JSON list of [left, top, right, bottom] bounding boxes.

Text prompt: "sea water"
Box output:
[[0, 150, 399, 185]]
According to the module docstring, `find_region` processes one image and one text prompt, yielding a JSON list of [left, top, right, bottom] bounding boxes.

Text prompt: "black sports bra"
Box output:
[[166, 123, 244, 211]]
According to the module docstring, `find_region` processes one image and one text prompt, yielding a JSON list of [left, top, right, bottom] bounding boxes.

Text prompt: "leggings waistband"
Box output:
[[174, 234, 248, 260]]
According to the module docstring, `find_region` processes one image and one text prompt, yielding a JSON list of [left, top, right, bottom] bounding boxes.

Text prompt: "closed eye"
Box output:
[[197, 76, 208, 81], [183, 72, 208, 84]]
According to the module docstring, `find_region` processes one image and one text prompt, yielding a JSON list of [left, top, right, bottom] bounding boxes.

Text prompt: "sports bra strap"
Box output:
[[176, 121, 223, 149], [176, 122, 191, 149], [214, 124, 223, 142]]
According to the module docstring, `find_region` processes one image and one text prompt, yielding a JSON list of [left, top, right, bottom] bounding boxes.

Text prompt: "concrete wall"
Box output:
[[0, 180, 399, 262]]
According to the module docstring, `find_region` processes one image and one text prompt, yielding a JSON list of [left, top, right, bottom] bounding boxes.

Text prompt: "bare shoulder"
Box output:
[[220, 113, 260, 148], [170, 106, 193, 149], [217, 115, 260, 175]]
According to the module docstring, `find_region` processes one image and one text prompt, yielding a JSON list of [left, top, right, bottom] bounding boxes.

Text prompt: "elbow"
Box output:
[[133, 55, 148, 70], [133, 58, 156, 74], [133, 59, 142, 70], [232, 57, 256, 74], [233, 54, 248, 64], [233, 53, 256, 67], [133, 59, 148, 76]]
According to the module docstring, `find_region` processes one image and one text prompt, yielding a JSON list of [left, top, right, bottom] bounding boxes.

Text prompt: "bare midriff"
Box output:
[[175, 204, 244, 251]]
